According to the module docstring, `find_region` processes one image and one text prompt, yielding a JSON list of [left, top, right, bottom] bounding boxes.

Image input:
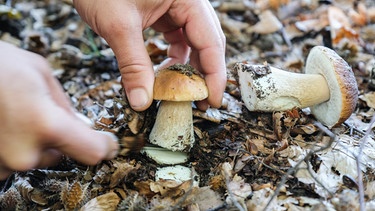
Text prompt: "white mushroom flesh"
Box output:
[[155, 165, 193, 183], [141, 146, 188, 165]]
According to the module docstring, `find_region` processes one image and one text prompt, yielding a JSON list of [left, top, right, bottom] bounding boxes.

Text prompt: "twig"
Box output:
[[356, 114, 375, 211], [263, 121, 337, 211]]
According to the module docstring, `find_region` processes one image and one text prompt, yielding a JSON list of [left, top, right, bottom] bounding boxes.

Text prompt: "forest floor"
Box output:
[[1, 0, 375, 210]]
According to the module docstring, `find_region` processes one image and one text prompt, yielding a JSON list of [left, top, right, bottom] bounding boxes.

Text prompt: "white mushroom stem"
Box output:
[[149, 101, 194, 152], [237, 46, 358, 128], [237, 64, 330, 111]]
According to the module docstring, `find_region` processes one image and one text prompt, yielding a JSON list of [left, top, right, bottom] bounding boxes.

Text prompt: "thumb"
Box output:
[[104, 25, 154, 111]]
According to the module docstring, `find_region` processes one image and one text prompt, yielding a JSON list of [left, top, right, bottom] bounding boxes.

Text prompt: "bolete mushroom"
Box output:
[[236, 46, 358, 128], [149, 64, 208, 151]]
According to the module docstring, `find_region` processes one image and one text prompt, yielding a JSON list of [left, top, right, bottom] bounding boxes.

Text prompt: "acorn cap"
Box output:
[[305, 46, 358, 128], [153, 68, 208, 101]]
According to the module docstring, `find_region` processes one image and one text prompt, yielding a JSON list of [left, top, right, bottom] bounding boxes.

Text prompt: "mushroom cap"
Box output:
[[153, 68, 208, 101], [305, 46, 358, 128]]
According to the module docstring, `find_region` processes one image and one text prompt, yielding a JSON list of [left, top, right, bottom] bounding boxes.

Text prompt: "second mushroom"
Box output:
[[149, 64, 208, 152], [236, 46, 358, 128]]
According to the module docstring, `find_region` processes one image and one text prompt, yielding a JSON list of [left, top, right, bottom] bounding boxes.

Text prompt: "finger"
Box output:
[[101, 19, 154, 111], [204, 0, 226, 48], [19, 48, 75, 115], [0, 140, 41, 172], [45, 74, 74, 114], [0, 166, 13, 181], [168, 0, 227, 108], [185, 13, 226, 107], [158, 29, 190, 69], [0, 150, 61, 181], [40, 104, 119, 166], [37, 149, 62, 168]]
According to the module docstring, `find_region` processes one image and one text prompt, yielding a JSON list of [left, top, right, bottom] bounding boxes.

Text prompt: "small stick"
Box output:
[[356, 114, 375, 211]]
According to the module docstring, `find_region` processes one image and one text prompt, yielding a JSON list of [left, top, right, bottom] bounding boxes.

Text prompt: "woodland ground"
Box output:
[[0, 0, 375, 210]]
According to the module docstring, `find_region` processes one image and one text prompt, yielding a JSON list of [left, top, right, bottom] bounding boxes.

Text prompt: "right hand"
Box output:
[[73, 0, 227, 111]]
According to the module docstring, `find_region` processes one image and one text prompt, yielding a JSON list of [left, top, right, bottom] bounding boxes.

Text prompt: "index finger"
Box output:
[[157, 0, 227, 108]]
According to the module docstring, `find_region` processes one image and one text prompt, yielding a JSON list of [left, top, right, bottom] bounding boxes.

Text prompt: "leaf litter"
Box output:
[[1, 0, 375, 210]]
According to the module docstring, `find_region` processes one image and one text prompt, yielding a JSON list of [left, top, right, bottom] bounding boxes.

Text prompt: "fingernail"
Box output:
[[95, 131, 119, 160], [128, 88, 149, 109], [96, 131, 118, 142]]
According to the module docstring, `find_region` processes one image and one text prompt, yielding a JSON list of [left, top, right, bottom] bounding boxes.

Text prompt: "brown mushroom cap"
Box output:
[[153, 68, 208, 101], [305, 46, 358, 128]]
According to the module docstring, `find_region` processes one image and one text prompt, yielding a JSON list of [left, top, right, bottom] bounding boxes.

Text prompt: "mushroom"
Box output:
[[155, 165, 194, 183], [236, 46, 358, 128], [141, 146, 188, 165], [149, 64, 208, 151]]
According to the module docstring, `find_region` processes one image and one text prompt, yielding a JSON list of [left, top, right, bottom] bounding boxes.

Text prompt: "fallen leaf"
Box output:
[[79, 192, 120, 211]]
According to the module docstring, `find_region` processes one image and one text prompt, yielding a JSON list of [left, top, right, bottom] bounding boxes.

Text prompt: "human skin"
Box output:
[[0, 0, 226, 180], [0, 41, 119, 180], [73, 0, 227, 111]]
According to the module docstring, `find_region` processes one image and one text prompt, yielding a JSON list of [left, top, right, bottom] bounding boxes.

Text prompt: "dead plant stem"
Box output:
[[263, 121, 337, 211], [356, 114, 375, 211]]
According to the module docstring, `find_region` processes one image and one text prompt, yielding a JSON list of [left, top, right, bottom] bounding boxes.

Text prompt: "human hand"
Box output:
[[73, 0, 227, 111], [0, 41, 119, 180]]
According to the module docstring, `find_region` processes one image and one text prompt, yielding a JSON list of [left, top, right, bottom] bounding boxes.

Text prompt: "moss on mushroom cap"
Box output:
[[153, 66, 208, 101]]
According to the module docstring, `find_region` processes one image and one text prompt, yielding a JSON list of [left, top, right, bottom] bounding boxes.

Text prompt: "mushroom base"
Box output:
[[149, 101, 194, 152], [237, 64, 330, 111]]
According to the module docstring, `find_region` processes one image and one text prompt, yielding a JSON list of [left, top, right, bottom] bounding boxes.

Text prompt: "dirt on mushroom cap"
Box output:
[[153, 67, 208, 101]]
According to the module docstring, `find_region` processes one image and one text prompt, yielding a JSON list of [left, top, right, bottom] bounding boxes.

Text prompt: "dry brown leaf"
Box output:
[[110, 160, 140, 188], [328, 6, 359, 44], [273, 111, 284, 141], [295, 18, 328, 32], [291, 123, 317, 135], [348, 2, 367, 26], [93, 164, 111, 184], [359, 92, 375, 109], [256, 0, 290, 11], [251, 182, 274, 191], [14, 177, 48, 206], [182, 186, 224, 210], [150, 179, 193, 199], [234, 153, 253, 173], [134, 180, 154, 198], [245, 138, 259, 155], [269, 0, 290, 10], [250, 137, 273, 155], [79, 192, 120, 211], [247, 10, 283, 34]]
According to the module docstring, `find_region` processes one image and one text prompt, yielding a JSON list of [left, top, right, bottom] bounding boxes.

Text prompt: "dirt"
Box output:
[[1, 0, 375, 210]]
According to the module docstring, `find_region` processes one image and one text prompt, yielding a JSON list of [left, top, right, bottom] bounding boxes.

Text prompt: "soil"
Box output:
[[1, 0, 375, 210]]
